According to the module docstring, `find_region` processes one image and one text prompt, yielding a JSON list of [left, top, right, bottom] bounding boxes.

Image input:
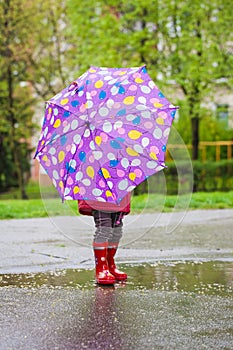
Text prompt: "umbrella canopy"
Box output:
[[34, 65, 178, 204]]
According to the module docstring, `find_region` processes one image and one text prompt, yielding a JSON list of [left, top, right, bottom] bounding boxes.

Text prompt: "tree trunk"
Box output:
[[7, 66, 28, 199], [191, 117, 199, 160], [4, 1, 28, 200], [191, 117, 199, 192]]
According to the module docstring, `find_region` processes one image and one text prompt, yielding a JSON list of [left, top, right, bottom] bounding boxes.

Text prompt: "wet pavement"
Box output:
[[0, 209, 233, 349]]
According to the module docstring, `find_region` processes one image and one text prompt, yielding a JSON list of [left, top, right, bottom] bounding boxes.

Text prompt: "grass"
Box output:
[[0, 182, 232, 219], [131, 191, 233, 212], [0, 182, 54, 200], [0, 199, 76, 219]]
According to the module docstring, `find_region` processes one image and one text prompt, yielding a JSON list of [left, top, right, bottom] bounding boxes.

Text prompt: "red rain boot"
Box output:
[[93, 243, 116, 285], [107, 244, 127, 281]]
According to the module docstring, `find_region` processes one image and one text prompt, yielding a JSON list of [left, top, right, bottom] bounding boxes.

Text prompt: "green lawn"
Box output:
[[0, 190, 232, 220]]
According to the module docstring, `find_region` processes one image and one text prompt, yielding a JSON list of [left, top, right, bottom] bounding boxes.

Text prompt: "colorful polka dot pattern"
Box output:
[[35, 66, 178, 203]]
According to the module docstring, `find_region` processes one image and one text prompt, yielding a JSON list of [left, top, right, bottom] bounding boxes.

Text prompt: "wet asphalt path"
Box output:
[[1, 209, 233, 273], [0, 209, 233, 349]]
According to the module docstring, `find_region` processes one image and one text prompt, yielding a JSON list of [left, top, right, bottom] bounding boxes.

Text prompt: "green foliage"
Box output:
[[0, 137, 17, 190], [67, 0, 125, 73], [0, 0, 37, 195], [192, 159, 233, 192], [134, 159, 233, 195], [0, 0, 233, 198], [67, 0, 233, 90], [67, 0, 233, 159], [200, 114, 233, 142], [25, 1, 70, 100]]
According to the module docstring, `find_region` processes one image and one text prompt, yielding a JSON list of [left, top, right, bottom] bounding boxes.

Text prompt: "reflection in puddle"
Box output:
[[0, 261, 232, 296]]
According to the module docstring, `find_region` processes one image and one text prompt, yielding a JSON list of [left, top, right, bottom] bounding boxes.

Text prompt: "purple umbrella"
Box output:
[[34, 65, 178, 203]]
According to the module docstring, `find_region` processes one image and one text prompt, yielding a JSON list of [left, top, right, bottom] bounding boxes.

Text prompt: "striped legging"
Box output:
[[92, 210, 124, 244]]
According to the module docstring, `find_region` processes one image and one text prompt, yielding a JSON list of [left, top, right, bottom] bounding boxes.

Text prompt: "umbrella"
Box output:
[[34, 65, 178, 204]]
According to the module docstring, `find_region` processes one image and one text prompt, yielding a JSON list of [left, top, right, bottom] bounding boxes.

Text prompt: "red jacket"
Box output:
[[78, 193, 131, 216]]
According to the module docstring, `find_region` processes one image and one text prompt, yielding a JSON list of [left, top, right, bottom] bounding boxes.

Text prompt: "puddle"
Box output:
[[1, 261, 233, 349], [1, 261, 232, 296]]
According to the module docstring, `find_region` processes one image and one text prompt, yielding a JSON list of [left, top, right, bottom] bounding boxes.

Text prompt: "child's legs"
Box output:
[[93, 210, 113, 243], [109, 212, 123, 245]]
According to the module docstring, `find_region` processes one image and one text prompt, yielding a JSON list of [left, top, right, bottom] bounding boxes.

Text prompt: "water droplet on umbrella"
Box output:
[[110, 140, 122, 149], [117, 109, 126, 116], [132, 116, 141, 125], [60, 135, 67, 146], [118, 85, 125, 94], [99, 90, 107, 100], [71, 100, 79, 107], [110, 159, 119, 167], [63, 110, 71, 118], [79, 151, 86, 162]]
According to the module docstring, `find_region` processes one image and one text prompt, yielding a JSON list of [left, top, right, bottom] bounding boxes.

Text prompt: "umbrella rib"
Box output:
[[124, 101, 177, 113], [89, 124, 158, 203], [91, 103, 173, 165], [36, 122, 87, 156], [87, 70, 141, 121], [93, 125, 166, 165], [88, 69, 176, 119], [46, 101, 90, 125], [91, 104, 175, 131], [93, 110, 173, 130], [90, 128, 166, 194], [63, 124, 89, 200], [88, 126, 118, 204], [118, 102, 176, 119], [35, 102, 90, 155]]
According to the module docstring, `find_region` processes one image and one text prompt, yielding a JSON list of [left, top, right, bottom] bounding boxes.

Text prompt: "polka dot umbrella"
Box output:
[[34, 65, 178, 204]]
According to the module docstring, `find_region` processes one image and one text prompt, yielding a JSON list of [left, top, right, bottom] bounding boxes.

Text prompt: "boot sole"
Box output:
[[96, 280, 115, 285], [109, 272, 128, 281], [114, 277, 127, 281]]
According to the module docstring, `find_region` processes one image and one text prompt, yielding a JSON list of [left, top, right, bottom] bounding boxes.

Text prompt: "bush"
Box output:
[[134, 159, 233, 195], [193, 159, 233, 192]]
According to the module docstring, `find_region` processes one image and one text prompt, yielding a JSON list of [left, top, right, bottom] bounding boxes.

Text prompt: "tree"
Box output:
[[159, 0, 233, 159], [0, 0, 70, 197], [0, 0, 36, 198], [66, 0, 125, 73], [26, 0, 70, 101], [67, 0, 233, 160], [67, 0, 160, 73]]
